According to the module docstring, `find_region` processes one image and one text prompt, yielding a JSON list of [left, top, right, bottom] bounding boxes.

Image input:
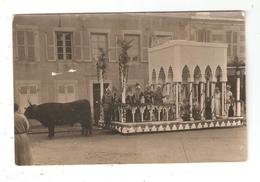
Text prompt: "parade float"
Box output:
[[110, 40, 245, 134]]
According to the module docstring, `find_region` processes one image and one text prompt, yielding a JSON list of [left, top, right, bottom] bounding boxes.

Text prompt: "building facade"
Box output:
[[13, 12, 245, 119]]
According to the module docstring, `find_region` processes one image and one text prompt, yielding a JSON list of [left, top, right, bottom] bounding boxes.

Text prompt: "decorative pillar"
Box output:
[[199, 82, 205, 120], [98, 70, 104, 126], [221, 81, 227, 117], [236, 70, 241, 117], [211, 82, 216, 119], [189, 82, 194, 120], [194, 83, 199, 102], [175, 82, 180, 120], [206, 81, 210, 98]]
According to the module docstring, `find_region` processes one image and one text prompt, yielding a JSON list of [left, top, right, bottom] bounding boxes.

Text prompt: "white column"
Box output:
[[236, 71, 241, 116], [99, 71, 104, 124], [211, 82, 216, 119], [175, 82, 179, 120], [221, 82, 227, 117], [194, 83, 199, 102], [206, 81, 210, 98], [121, 73, 126, 103], [189, 82, 194, 120], [200, 82, 205, 120]]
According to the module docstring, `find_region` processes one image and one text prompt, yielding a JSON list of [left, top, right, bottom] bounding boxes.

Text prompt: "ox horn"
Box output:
[[27, 99, 32, 106]]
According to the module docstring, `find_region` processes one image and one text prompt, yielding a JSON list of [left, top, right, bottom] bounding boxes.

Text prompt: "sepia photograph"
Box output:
[[12, 11, 247, 165]]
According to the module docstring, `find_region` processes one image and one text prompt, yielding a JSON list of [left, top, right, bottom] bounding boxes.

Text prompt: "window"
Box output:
[[196, 30, 210, 42], [16, 31, 36, 61], [91, 33, 108, 60], [226, 31, 238, 57], [124, 34, 141, 61], [56, 32, 73, 60]]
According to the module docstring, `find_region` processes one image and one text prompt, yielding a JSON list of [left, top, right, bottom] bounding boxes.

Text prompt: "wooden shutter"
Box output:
[[73, 31, 83, 61], [27, 31, 35, 61], [13, 31, 18, 61], [46, 31, 55, 61], [17, 31, 26, 60], [206, 31, 211, 42], [142, 47, 148, 62]]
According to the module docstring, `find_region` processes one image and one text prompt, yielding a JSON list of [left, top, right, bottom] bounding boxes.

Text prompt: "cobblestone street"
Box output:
[[29, 126, 247, 165]]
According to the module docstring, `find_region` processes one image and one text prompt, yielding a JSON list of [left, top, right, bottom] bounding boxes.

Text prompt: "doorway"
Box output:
[[93, 83, 109, 124]]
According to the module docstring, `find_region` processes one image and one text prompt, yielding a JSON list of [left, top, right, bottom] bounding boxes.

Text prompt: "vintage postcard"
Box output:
[[13, 11, 246, 165]]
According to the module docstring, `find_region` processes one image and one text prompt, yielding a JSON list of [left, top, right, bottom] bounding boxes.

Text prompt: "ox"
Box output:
[[24, 99, 92, 138]]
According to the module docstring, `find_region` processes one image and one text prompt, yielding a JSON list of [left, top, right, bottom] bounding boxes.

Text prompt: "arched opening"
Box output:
[[193, 66, 202, 103], [215, 66, 222, 89], [167, 66, 173, 83], [205, 65, 213, 98], [158, 67, 166, 85], [181, 65, 190, 102], [215, 66, 223, 117], [167, 66, 174, 102]]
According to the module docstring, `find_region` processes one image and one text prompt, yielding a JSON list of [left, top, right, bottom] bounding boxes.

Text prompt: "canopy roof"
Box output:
[[148, 40, 228, 83]]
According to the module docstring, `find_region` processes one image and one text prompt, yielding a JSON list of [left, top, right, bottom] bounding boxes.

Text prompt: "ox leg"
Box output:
[[48, 124, 55, 138], [81, 124, 85, 135], [88, 123, 92, 136]]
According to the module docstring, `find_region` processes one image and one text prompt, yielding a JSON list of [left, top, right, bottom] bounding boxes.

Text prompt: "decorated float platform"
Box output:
[[109, 117, 245, 135], [98, 40, 246, 135]]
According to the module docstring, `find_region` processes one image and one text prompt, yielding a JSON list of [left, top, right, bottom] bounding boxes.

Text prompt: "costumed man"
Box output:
[[214, 87, 221, 118], [226, 85, 234, 117], [102, 87, 113, 128]]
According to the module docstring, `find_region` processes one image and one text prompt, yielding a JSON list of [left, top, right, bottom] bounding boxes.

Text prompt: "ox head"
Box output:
[[24, 101, 38, 119]]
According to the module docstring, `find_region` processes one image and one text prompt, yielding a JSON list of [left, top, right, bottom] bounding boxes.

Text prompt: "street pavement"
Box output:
[[29, 126, 247, 165]]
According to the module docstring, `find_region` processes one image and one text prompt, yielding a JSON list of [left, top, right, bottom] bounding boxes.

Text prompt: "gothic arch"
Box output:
[[158, 67, 166, 84], [194, 65, 202, 83], [167, 66, 173, 83], [182, 65, 190, 83], [205, 65, 213, 81], [215, 65, 223, 81]]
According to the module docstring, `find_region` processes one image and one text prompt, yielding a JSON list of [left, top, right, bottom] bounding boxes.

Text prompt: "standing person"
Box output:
[[14, 103, 33, 165], [214, 87, 221, 118], [102, 87, 113, 128], [154, 85, 163, 105], [112, 92, 120, 121], [226, 85, 234, 116]]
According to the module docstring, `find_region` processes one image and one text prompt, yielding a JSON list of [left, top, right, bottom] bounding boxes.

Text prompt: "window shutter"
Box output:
[[197, 31, 203, 42], [83, 31, 91, 62], [142, 47, 148, 62], [46, 31, 55, 61], [33, 31, 40, 61], [206, 31, 211, 42], [17, 31, 26, 60], [73, 31, 82, 61], [109, 47, 117, 62], [13, 31, 18, 61], [27, 31, 35, 61]]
